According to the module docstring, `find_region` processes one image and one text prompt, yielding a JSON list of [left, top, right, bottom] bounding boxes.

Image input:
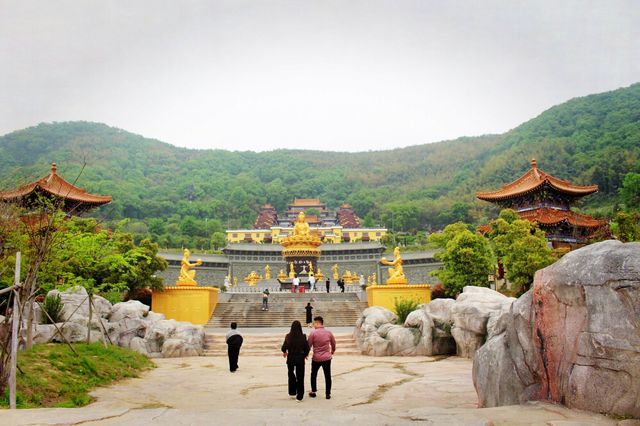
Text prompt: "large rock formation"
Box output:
[[30, 286, 205, 358], [473, 240, 640, 418], [354, 287, 514, 357]]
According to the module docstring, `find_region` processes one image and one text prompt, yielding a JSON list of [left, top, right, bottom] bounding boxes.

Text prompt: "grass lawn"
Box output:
[[1, 343, 155, 408]]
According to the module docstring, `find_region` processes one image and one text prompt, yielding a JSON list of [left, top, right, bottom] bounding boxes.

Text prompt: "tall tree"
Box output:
[[488, 209, 555, 294], [429, 222, 495, 297]]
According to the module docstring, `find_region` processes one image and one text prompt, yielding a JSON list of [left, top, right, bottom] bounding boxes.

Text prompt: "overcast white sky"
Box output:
[[1, 1, 638, 152]]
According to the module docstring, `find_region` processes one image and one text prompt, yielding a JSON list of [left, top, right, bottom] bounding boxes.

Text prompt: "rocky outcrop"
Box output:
[[30, 287, 204, 358], [355, 287, 514, 357], [473, 240, 640, 418], [451, 287, 515, 358]]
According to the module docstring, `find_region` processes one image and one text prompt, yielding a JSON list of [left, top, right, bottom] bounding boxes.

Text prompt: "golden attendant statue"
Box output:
[[177, 248, 203, 286], [379, 247, 408, 285]]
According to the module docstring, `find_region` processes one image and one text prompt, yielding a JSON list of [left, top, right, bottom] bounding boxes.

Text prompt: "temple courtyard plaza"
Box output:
[[1, 330, 621, 426]]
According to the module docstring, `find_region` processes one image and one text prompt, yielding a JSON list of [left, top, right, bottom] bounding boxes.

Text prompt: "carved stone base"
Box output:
[[386, 277, 409, 285], [176, 281, 197, 287]]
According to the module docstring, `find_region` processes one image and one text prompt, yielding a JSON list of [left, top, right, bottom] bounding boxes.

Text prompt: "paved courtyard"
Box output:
[[0, 353, 621, 425]]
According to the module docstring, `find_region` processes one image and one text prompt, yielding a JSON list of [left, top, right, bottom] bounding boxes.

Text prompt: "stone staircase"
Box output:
[[207, 293, 368, 328], [203, 332, 360, 357]]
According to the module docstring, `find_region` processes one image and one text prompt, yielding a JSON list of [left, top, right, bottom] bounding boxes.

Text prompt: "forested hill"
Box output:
[[0, 83, 638, 246]]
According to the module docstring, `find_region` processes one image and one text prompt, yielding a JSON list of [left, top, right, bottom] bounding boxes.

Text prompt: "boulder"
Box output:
[[161, 338, 202, 357], [129, 336, 150, 356], [172, 322, 205, 349], [354, 289, 514, 357], [474, 240, 640, 418], [109, 300, 150, 322], [451, 286, 515, 358], [111, 317, 149, 348], [32, 324, 59, 344], [32, 289, 203, 358], [144, 311, 166, 323], [52, 321, 102, 343], [144, 319, 178, 353], [31, 302, 44, 324], [386, 326, 421, 356], [48, 287, 113, 322]]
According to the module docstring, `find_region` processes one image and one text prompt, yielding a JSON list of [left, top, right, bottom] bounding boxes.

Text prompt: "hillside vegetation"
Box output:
[[0, 83, 638, 248]]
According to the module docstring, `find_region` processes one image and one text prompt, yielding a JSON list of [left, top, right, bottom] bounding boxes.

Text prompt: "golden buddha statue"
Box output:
[[265, 264, 271, 280], [332, 264, 339, 280], [177, 248, 203, 286], [289, 261, 295, 278], [244, 271, 261, 285], [380, 246, 408, 285], [343, 270, 352, 284], [293, 211, 311, 236], [316, 267, 324, 281], [278, 269, 287, 280]]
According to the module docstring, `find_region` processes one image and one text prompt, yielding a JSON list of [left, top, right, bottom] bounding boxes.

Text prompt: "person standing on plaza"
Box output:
[[307, 316, 336, 399], [309, 274, 316, 292], [281, 320, 310, 402], [293, 274, 300, 293], [262, 288, 270, 311], [325, 278, 330, 293], [226, 322, 243, 373], [305, 302, 313, 326]]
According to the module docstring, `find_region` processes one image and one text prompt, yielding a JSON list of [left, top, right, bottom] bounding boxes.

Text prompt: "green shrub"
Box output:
[[394, 297, 420, 325], [42, 294, 64, 324], [1, 343, 154, 408], [101, 291, 124, 305]]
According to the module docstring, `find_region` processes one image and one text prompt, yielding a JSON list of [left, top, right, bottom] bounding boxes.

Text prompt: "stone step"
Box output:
[[203, 332, 360, 357], [208, 300, 368, 328]]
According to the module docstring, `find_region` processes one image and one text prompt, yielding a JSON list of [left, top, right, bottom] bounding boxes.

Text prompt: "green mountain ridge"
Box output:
[[1, 83, 638, 247]]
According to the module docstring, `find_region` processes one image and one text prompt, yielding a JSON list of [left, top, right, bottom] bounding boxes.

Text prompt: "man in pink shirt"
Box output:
[[307, 316, 336, 399]]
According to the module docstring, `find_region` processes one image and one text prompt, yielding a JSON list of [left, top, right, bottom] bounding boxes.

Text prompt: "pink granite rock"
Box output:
[[473, 240, 640, 418]]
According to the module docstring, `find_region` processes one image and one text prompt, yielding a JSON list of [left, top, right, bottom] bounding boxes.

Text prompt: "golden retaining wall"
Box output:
[[152, 286, 220, 325], [366, 284, 431, 311]]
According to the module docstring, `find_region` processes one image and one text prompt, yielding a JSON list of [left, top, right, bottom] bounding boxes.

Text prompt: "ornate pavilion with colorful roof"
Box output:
[[476, 159, 608, 249], [0, 163, 112, 215]]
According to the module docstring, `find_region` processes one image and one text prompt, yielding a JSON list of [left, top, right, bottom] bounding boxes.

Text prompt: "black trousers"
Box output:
[[287, 359, 305, 400], [310, 359, 332, 396], [326, 284, 330, 293], [228, 346, 240, 372]]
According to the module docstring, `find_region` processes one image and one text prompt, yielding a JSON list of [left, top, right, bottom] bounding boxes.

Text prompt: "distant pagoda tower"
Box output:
[[0, 163, 112, 215], [476, 159, 607, 249]]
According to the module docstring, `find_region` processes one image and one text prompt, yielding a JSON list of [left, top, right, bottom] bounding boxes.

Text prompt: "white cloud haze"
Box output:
[[1, 0, 638, 152]]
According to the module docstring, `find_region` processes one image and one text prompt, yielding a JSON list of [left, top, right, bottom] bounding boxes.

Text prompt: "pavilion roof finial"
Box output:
[[51, 163, 57, 174], [531, 158, 537, 169]]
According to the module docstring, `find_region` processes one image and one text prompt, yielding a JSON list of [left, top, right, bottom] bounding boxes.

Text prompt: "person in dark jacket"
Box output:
[[226, 322, 243, 372], [281, 320, 310, 401], [305, 302, 313, 326], [325, 278, 330, 293]]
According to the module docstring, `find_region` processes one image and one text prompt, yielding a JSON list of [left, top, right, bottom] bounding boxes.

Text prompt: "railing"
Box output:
[[225, 285, 361, 294]]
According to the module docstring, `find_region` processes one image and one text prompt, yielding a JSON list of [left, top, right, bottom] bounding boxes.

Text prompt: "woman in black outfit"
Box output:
[[305, 302, 313, 326], [281, 320, 310, 401]]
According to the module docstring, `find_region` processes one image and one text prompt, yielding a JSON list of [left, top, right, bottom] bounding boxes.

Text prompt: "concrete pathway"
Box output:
[[0, 355, 625, 425]]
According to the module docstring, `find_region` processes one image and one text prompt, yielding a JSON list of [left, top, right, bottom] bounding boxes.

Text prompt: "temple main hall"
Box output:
[[226, 198, 387, 244]]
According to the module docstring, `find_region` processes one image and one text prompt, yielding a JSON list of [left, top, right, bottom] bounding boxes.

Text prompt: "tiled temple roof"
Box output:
[[336, 203, 361, 228], [476, 159, 598, 201], [519, 208, 607, 228], [253, 204, 278, 229], [0, 163, 112, 206]]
